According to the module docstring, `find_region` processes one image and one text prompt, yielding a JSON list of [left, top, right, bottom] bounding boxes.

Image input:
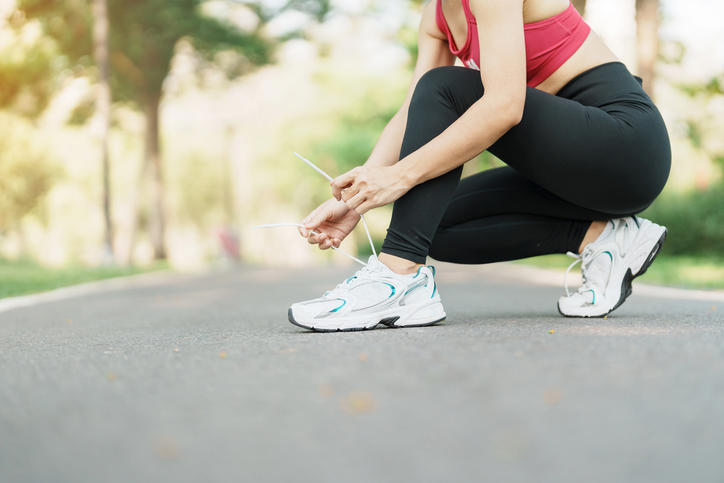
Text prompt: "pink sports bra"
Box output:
[[435, 0, 591, 87]]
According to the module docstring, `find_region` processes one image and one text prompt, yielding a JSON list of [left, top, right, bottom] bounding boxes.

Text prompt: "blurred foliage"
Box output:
[[643, 185, 724, 256], [677, 73, 724, 98], [244, 0, 331, 23], [396, 19, 419, 69], [0, 24, 57, 116], [14, 0, 273, 108], [67, 95, 96, 125], [12, 0, 292, 260], [172, 151, 232, 230], [0, 257, 166, 298], [315, 96, 401, 175], [635, 70, 724, 256], [677, 71, 724, 174], [0, 113, 58, 232]]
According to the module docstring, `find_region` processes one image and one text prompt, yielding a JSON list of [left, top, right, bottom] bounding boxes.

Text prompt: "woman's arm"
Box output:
[[393, 0, 526, 185], [333, 0, 527, 214], [365, 0, 455, 168]]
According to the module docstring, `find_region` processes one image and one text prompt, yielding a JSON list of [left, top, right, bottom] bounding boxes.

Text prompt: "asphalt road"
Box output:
[[1, 263, 723, 483]]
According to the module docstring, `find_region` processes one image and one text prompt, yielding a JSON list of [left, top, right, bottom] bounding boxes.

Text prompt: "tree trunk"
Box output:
[[571, 0, 586, 16], [144, 94, 166, 260], [636, 0, 660, 99], [92, 0, 114, 264], [124, 151, 149, 265]]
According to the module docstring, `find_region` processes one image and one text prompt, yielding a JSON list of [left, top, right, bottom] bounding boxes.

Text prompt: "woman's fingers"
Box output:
[[306, 230, 341, 250], [307, 231, 327, 245], [355, 200, 374, 216], [341, 184, 361, 202], [331, 169, 358, 200], [303, 210, 323, 230], [344, 191, 367, 212]]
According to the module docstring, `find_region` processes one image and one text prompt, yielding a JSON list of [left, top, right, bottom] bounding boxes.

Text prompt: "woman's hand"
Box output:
[[299, 198, 361, 250], [330, 165, 413, 215]]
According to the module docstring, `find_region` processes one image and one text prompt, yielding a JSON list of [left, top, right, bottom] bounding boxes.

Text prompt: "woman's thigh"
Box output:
[[437, 65, 670, 215], [488, 88, 646, 214]]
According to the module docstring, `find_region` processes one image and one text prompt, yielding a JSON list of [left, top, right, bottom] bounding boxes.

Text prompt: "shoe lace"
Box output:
[[252, 152, 377, 268], [253, 222, 368, 266], [326, 260, 385, 297], [613, 216, 638, 258], [564, 246, 614, 298]]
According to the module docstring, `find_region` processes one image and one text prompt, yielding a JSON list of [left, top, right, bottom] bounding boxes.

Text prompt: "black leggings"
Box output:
[[380, 61, 671, 264]]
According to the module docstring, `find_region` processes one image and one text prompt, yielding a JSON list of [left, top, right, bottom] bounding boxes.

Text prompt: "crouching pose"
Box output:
[[290, 0, 670, 331]]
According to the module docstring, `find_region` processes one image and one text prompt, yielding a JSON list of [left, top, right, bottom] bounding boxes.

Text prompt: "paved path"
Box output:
[[1, 263, 723, 483]]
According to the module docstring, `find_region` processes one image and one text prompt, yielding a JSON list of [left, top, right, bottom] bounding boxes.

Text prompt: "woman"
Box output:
[[289, 0, 670, 332]]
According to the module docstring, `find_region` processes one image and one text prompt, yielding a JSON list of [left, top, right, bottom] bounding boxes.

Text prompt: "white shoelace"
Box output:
[[563, 217, 640, 299], [325, 259, 386, 297], [614, 216, 638, 258], [253, 152, 377, 268], [564, 247, 614, 299]]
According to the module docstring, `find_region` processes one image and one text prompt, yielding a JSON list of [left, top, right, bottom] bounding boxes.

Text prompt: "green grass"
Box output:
[[515, 254, 724, 290], [0, 259, 168, 299]]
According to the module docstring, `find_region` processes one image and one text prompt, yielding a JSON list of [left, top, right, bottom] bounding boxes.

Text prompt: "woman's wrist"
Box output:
[[364, 154, 396, 168], [334, 197, 355, 213], [393, 157, 422, 191]]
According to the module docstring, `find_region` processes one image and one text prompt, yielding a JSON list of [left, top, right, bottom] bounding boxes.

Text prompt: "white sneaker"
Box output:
[[288, 255, 446, 332], [557, 216, 667, 318]]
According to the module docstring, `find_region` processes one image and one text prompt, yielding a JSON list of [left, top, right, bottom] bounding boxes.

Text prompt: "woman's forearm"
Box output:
[[396, 97, 521, 187], [364, 108, 409, 168]]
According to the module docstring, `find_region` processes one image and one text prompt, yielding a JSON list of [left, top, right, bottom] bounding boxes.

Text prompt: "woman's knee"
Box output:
[[410, 66, 483, 113], [428, 231, 452, 262], [415, 66, 460, 94]]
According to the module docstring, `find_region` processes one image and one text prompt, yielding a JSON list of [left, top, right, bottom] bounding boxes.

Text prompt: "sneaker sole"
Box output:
[[557, 228, 667, 319], [287, 308, 446, 333]]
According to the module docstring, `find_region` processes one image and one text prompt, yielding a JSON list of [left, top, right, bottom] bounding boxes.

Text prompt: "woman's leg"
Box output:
[[381, 63, 670, 264], [429, 166, 611, 264], [380, 66, 485, 264]]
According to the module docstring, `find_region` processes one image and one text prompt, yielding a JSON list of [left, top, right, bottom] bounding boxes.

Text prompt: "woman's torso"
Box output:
[[437, 0, 620, 95]]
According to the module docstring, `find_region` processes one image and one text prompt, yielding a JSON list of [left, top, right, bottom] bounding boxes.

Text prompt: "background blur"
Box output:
[[0, 0, 722, 295]]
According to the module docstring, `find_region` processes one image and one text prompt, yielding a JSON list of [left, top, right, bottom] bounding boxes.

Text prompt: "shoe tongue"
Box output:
[[364, 255, 409, 278], [594, 221, 615, 244], [584, 251, 612, 291], [365, 255, 389, 274], [366, 254, 382, 267]]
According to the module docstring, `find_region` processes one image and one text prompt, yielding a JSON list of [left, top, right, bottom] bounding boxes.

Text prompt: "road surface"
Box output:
[[1, 263, 723, 483]]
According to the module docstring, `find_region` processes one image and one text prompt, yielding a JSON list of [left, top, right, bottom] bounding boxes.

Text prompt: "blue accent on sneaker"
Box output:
[[404, 284, 418, 295], [383, 282, 396, 298], [583, 289, 596, 304], [329, 299, 346, 312]]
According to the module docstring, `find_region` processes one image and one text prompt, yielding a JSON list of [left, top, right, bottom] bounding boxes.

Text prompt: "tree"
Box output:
[[0, 16, 58, 246], [92, 0, 113, 263], [678, 73, 724, 181], [16, 0, 273, 260], [635, 0, 660, 99], [0, 12, 56, 117], [0, 115, 57, 240]]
